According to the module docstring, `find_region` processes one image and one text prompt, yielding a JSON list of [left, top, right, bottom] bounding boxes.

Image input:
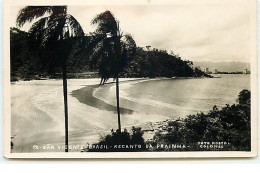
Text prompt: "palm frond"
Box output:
[[122, 34, 136, 51], [16, 6, 52, 27], [28, 17, 49, 40], [90, 10, 137, 79], [65, 14, 84, 37], [91, 10, 117, 35], [91, 10, 116, 25], [90, 41, 105, 61], [29, 17, 63, 49], [89, 44, 105, 68], [42, 16, 66, 46], [29, 15, 84, 48], [17, 6, 68, 27], [122, 34, 135, 43], [51, 6, 67, 16]]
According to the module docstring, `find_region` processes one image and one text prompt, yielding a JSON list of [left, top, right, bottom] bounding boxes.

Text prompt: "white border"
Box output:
[[3, 0, 258, 158]]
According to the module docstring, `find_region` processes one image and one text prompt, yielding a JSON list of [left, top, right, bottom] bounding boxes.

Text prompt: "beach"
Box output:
[[11, 75, 250, 152], [11, 78, 168, 152]]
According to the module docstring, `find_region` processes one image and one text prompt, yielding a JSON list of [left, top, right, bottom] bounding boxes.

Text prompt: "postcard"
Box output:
[[3, 0, 257, 158]]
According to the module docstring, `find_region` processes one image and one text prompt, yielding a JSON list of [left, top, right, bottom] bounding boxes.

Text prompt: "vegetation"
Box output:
[[10, 27, 210, 80], [11, 10, 209, 82], [16, 6, 84, 152], [10, 27, 91, 81], [150, 90, 251, 151], [10, 27, 40, 81], [86, 90, 251, 152], [90, 11, 137, 133], [122, 48, 211, 78], [12, 7, 243, 153], [88, 127, 147, 152]]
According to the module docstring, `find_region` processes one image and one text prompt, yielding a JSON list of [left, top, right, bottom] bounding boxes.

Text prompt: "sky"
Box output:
[[9, 0, 254, 63]]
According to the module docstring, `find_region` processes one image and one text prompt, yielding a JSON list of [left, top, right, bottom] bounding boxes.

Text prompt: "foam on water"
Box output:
[[11, 75, 250, 152]]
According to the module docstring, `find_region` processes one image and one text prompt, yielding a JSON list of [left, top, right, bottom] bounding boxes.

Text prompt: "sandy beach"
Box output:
[[11, 78, 168, 153], [11, 75, 250, 153]]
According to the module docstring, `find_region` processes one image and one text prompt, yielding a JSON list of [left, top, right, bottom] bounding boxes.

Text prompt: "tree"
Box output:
[[10, 27, 39, 81], [88, 127, 146, 152], [16, 6, 84, 152], [152, 90, 251, 151], [237, 89, 251, 105], [91, 11, 136, 132]]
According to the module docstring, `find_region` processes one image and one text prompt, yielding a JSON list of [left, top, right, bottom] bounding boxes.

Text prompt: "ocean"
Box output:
[[10, 75, 250, 152], [94, 74, 250, 117]]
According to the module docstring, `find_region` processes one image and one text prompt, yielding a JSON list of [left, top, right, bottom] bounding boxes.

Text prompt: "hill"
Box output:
[[10, 27, 210, 80]]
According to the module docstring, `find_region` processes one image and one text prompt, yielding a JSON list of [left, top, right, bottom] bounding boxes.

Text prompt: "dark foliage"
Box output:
[[88, 127, 147, 152], [16, 5, 86, 152], [237, 89, 251, 105], [11, 28, 210, 80], [122, 47, 210, 78], [14, 6, 85, 77], [151, 90, 251, 151], [10, 27, 90, 80], [90, 10, 137, 85], [10, 27, 41, 81]]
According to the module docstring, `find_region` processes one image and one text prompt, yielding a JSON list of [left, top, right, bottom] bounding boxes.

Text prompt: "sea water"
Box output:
[[10, 75, 250, 152]]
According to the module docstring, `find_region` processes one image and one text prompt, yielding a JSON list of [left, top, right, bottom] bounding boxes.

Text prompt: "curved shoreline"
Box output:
[[71, 78, 148, 114], [71, 78, 185, 117]]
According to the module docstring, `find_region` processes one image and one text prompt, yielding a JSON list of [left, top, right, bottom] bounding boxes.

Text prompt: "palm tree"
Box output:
[[16, 6, 84, 152], [91, 11, 136, 133]]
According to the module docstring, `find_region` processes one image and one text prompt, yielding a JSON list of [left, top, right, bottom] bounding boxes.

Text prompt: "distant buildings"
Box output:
[[204, 67, 209, 74], [243, 68, 250, 74], [194, 65, 250, 75], [213, 68, 218, 74]]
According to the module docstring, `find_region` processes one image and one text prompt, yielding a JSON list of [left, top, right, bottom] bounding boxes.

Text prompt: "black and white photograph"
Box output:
[[3, 0, 257, 158]]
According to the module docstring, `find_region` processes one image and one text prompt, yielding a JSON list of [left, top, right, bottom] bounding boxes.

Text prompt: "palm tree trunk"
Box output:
[[116, 76, 121, 133], [62, 63, 69, 152]]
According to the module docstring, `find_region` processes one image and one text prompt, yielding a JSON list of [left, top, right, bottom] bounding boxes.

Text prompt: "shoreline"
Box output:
[[71, 78, 151, 115], [11, 78, 165, 153], [11, 75, 218, 83], [10, 75, 249, 152], [71, 84, 134, 115]]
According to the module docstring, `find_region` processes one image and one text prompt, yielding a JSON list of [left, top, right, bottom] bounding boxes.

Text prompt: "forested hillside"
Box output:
[[10, 27, 210, 81]]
